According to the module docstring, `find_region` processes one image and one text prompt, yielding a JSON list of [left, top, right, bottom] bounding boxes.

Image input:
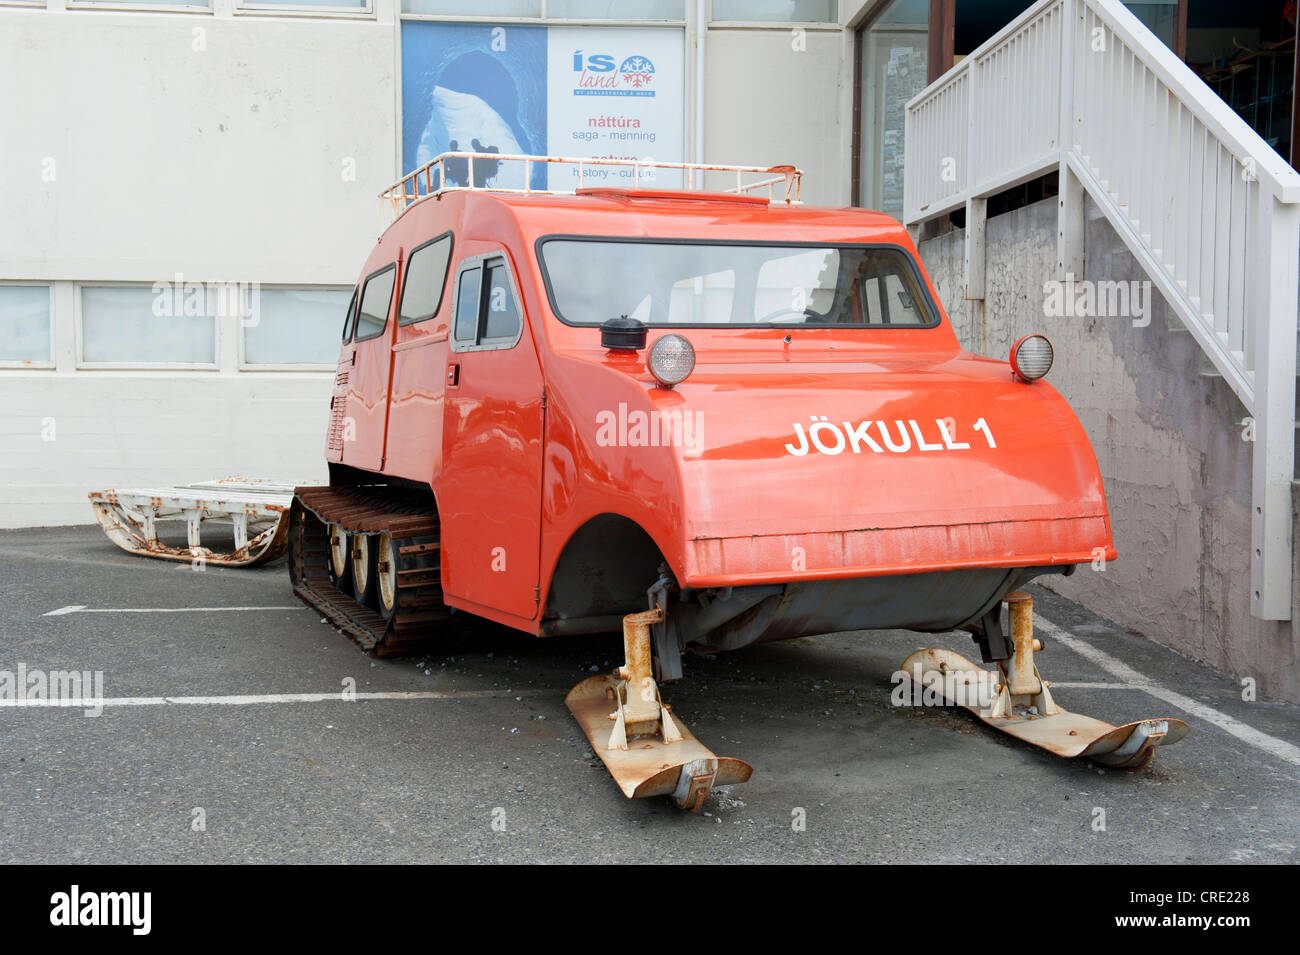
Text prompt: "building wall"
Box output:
[[0, 4, 398, 526], [919, 195, 1300, 702], [0, 8, 397, 285], [702, 24, 850, 205], [3, 372, 334, 528], [0, 3, 853, 527]]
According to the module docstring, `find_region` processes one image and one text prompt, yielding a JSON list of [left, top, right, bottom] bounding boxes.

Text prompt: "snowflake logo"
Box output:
[[619, 55, 655, 89]]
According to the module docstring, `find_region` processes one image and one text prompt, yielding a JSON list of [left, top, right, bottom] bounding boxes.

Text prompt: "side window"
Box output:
[[454, 267, 481, 343], [341, 289, 358, 342], [453, 256, 522, 349], [354, 265, 396, 342], [399, 234, 454, 326], [483, 260, 521, 341]]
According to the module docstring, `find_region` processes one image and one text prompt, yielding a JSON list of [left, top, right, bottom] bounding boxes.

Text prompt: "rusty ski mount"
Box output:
[[901, 593, 1188, 769], [567, 608, 752, 812]]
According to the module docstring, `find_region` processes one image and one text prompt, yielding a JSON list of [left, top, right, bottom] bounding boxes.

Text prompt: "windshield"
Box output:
[[538, 239, 939, 328]]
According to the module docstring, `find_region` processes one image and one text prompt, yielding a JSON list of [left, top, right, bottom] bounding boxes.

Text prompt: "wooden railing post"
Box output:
[[1251, 190, 1300, 620]]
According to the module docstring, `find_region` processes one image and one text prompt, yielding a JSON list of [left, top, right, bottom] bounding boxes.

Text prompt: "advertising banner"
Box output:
[[402, 22, 684, 191]]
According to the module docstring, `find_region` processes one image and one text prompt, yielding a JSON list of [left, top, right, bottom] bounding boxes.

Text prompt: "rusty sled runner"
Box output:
[[90, 479, 295, 567], [900, 594, 1188, 770]]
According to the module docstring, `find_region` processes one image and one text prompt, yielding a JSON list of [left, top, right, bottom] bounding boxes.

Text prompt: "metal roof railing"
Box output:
[[380, 152, 803, 223]]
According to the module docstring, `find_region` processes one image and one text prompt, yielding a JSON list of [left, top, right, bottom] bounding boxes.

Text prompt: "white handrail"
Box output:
[[904, 0, 1300, 620]]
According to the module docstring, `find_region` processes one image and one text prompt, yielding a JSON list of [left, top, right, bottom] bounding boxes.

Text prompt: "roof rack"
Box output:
[[380, 152, 803, 223]]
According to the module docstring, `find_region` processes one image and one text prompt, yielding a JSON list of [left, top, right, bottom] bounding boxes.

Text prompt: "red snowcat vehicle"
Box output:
[[288, 153, 1186, 812]]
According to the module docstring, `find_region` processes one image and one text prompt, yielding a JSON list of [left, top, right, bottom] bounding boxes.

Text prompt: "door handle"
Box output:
[[447, 362, 460, 386]]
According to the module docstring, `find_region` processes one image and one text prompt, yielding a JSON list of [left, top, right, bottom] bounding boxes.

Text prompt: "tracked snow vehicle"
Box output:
[[289, 152, 1185, 811]]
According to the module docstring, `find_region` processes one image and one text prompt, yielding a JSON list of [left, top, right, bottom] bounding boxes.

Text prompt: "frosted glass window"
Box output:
[[547, 0, 684, 18], [77, 0, 212, 7], [712, 0, 835, 22], [81, 286, 215, 365], [243, 0, 366, 7], [0, 286, 52, 363], [403, 0, 539, 14], [244, 288, 351, 365]]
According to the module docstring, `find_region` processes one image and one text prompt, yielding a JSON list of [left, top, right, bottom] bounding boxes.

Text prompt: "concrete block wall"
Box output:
[[918, 195, 1300, 702]]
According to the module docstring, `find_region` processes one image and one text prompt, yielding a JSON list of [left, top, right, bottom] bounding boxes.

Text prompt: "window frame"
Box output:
[[66, 0, 214, 13], [352, 263, 398, 344], [75, 283, 220, 371], [398, 0, 685, 21], [341, 288, 359, 343], [0, 282, 55, 370], [398, 231, 455, 327], [709, 0, 839, 26], [450, 252, 525, 353], [535, 235, 943, 330], [238, 284, 354, 372], [234, 0, 375, 19]]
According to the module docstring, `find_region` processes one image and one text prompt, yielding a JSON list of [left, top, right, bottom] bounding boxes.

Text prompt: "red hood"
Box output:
[[675, 353, 1108, 535], [548, 346, 1114, 587]]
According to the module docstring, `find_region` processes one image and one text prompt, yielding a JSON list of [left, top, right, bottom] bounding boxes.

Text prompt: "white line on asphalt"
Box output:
[[1038, 615, 1300, 768], [1047, 681, 1137, 690], [0, 689, 549, 709], [44, 605, 301, 616]]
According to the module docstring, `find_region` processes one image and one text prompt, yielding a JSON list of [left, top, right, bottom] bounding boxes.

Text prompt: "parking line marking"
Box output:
[[44, 605, 300, 616], [1038, 615, 1300, 768], [0, 689, 550, 709]]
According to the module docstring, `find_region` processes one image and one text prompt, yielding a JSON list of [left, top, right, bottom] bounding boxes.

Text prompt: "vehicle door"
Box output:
[[440, 251, 545, 620], [341, 254, 401, 471], [385, 232, 455, 482]]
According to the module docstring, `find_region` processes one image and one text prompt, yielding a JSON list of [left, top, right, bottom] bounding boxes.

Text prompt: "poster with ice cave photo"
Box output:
[[401, 22, 685, 192]]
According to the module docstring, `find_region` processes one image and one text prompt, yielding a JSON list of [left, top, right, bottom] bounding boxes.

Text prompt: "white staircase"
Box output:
[[904, 0, 1300, 620]]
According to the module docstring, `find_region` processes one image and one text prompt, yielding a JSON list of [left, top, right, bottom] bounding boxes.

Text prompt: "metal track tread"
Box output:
[[288, 485, 466, 657]]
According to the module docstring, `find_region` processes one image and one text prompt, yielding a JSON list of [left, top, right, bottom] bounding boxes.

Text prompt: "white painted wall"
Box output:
[[702, 25, 850, 206], [0, 4, 853, 528], [0, 7, 398, 284], [0, 4, 400, 526], [1, 371, 334, 528]]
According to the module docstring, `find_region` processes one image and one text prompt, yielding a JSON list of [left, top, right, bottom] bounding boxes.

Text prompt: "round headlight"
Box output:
[[1010, 334, 1054, 382], [648, 334, 695, 388]]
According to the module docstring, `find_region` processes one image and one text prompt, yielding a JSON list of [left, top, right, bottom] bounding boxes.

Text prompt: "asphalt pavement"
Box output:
[[1, 524, 1297, 864]]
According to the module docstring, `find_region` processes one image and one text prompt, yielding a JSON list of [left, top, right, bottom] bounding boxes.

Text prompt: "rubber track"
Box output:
[[288, 485, 468, 658]]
